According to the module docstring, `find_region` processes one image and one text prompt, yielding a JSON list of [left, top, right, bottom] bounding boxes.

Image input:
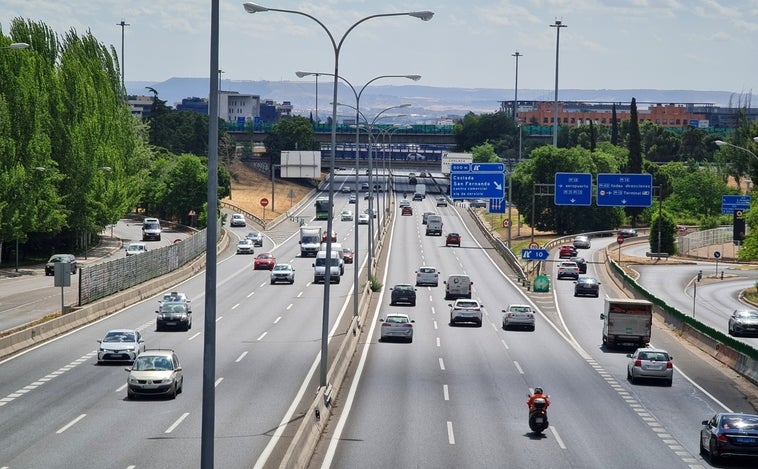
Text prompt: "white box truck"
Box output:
[[299, 226, 322, 257], [426, 215, 443, 236], [600, 298, 653, 347], [413, 183, 426, 200]]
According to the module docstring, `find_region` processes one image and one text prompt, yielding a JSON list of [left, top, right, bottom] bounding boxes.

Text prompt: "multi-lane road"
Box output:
[[1, 182, 756, 468]]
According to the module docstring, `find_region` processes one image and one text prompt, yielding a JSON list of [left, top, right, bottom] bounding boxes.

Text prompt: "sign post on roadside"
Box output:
[[617, 233, 624, 263], [260, 197, 269, 220]]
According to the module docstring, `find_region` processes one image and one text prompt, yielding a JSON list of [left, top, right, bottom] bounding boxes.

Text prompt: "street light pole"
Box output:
[[512, 50, 522, 121], [244, 2, 433, 390], [715, 139, 758, 162], [116, 20, 129, 90], [297, 72, 419, 318], [550, 19, 566, 147]]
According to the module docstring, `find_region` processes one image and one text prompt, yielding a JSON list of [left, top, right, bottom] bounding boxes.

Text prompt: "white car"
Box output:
[[97, 329, 144, 364], [449, 299, 483, 327], [236, 238, 255, 254], [626, 347, 673, 386], [125, 242, 148, 256], [358, 213, 370, 225], [379, 313, 415, 342], [557, 261, 580, 279], [502, 304, 535, 330], [230, 213, 246, 227], [340, 209, 353, 221], [270, 263, 295, 284], [415, 266, 439, 286]]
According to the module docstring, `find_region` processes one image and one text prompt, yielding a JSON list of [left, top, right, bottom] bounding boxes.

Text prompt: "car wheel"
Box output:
[[178, 377, 183, 394], [411, 301, 416, 306], [699, 437, 707, 456], [271, 280, 275, 285], [709, 438, 720, 463], [127, 389, 135, 400], [477, 320, 483, 328], [629, 372, 636, 384], [408, 337, 413, 343], [170, 383, 178, 399], [290, 280, 295, 284], [530, 325, 536, 331], [666, 379, 673, 387], [573, 291, 578, 297], [390, 301, 395, 306]]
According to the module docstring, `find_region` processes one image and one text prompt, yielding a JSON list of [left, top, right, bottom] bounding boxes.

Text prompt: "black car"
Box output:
[[156, 303, 192, 331], [390, 284, 417, 306], [470, 199, 487, 208], [700, 413, 758, 463], [574, 276, 601, 297], [570, 257, 587, 274]]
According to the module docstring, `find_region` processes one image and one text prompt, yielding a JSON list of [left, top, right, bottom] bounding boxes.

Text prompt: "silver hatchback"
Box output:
[[626, 347, 673, 386]]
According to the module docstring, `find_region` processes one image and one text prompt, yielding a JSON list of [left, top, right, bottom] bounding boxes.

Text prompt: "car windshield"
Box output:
[[386, 316, 409, 324], [274, 265, 289, 271], [133, 356, 173, 371], [103, 331, 135, 342], [161, 304, 187, 313], [736, 311, 758, 318], [302, 236, 320, 243], [49, 256, 68, 263], [719, 415, 758, 431], [638, 351, 669, 361], [257, 254, 272, 259]]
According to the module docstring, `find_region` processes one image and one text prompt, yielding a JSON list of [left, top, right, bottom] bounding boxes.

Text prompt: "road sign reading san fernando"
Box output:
[[596, 173, 653, 207], [721, 195, 751, 215], [554, 172, 593, 206], [450, 163, 505, 199]]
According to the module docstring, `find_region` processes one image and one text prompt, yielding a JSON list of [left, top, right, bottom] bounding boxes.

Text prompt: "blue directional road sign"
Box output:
[[722, 195, 751, 214], [596, 173, 653, 207], [450, 163, 505, 199], [521, 248, 549, 260], [554, 172, 593, 206], [489, 198, 506, 213]]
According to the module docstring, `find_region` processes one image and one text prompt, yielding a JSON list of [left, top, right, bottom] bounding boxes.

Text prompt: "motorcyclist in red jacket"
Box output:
[[526, 387, 550, 411]]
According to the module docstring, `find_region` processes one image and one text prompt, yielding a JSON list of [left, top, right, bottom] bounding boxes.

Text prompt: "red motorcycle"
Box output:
[[528, 396, 549, 434]]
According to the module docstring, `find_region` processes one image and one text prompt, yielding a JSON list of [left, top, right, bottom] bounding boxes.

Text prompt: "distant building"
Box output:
[[127, 95, 155, 119], [259, 99, 293, 123], [219, 91, 260, 125], [176, 97, 208, 114], [499, 100, 757, 129]]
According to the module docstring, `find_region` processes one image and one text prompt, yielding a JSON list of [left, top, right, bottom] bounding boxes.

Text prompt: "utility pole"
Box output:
[[512, 50, 522, 121], [116, 19, 129, 90]]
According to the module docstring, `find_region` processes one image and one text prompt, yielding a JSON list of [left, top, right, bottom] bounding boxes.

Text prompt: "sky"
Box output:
[[1, 0, 757, 94]]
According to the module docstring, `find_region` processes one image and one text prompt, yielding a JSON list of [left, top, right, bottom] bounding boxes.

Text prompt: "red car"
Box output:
[[321, 230, 337, 242], [254, 252, 276, 270], [401, 206, 413, 216], [446, 232, 461, 247], [342, 247, 354, 264], [559, 245, 578, 258]]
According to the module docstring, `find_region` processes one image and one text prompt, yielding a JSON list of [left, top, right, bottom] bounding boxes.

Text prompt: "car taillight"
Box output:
[[717, 434, 728, 443], [403, 324, 413, 328], [666, 361, 672, 369], [381, 323, 390, 327], [634, 359, 642, 367]]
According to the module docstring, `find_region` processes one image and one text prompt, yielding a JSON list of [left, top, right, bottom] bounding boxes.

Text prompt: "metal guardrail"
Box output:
[[468, 209, 527, 282]]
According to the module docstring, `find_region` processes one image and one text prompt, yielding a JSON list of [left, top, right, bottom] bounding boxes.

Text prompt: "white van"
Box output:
[[426, 215, 443, 236], [313, 250, 342, 284], [444, 274, 472, 300], [319, 242, 344, 275]]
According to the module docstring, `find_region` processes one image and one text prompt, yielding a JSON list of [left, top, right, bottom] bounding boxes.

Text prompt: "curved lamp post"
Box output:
[[296, 72, 419, 319], [0, 42, 29, 50], [243, 2, 433, 392], [715, 139, 758, 161]]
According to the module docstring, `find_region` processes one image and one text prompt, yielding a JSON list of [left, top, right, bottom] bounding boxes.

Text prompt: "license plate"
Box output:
[[535, 417, 544, 424], [736, 437, 756, 444], [166, 322, 176, 325]]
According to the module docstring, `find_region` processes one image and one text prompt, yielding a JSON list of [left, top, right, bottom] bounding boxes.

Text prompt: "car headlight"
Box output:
[[125, 345, 135, 351], [128, 376, 139, 384]]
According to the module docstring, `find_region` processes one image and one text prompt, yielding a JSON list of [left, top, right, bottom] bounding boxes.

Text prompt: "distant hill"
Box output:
[[127, 77, 756, 120]]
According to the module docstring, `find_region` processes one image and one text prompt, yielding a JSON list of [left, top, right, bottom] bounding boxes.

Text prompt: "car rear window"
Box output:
[[510, 306, 532, 313]]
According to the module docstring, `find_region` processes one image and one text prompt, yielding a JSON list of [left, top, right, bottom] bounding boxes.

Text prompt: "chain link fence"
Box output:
[[678, 226, 732, 257], [77, 222, 219, 305]]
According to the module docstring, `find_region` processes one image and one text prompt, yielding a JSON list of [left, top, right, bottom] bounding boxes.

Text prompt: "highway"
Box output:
[[2, 186, 757, 467], [0, 189, 374, 468], [315, 213, 756, 468]]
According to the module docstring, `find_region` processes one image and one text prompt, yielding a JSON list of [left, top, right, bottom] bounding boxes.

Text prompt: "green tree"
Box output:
[[649, 211, 676, 254], [264, 116, 318, 163], [611, 104, 619, 145], [471, 142, 499, 163]]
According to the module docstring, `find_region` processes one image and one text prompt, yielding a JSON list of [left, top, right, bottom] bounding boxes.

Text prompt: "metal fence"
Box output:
[[77, 222, 218, 305], [678, 226, 732, 257]]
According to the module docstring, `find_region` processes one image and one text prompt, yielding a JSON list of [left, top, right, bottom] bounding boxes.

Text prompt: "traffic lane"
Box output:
[[636, 264, 758, 346], [555, 252, 757, 462], [331, 213, 685, 468]]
